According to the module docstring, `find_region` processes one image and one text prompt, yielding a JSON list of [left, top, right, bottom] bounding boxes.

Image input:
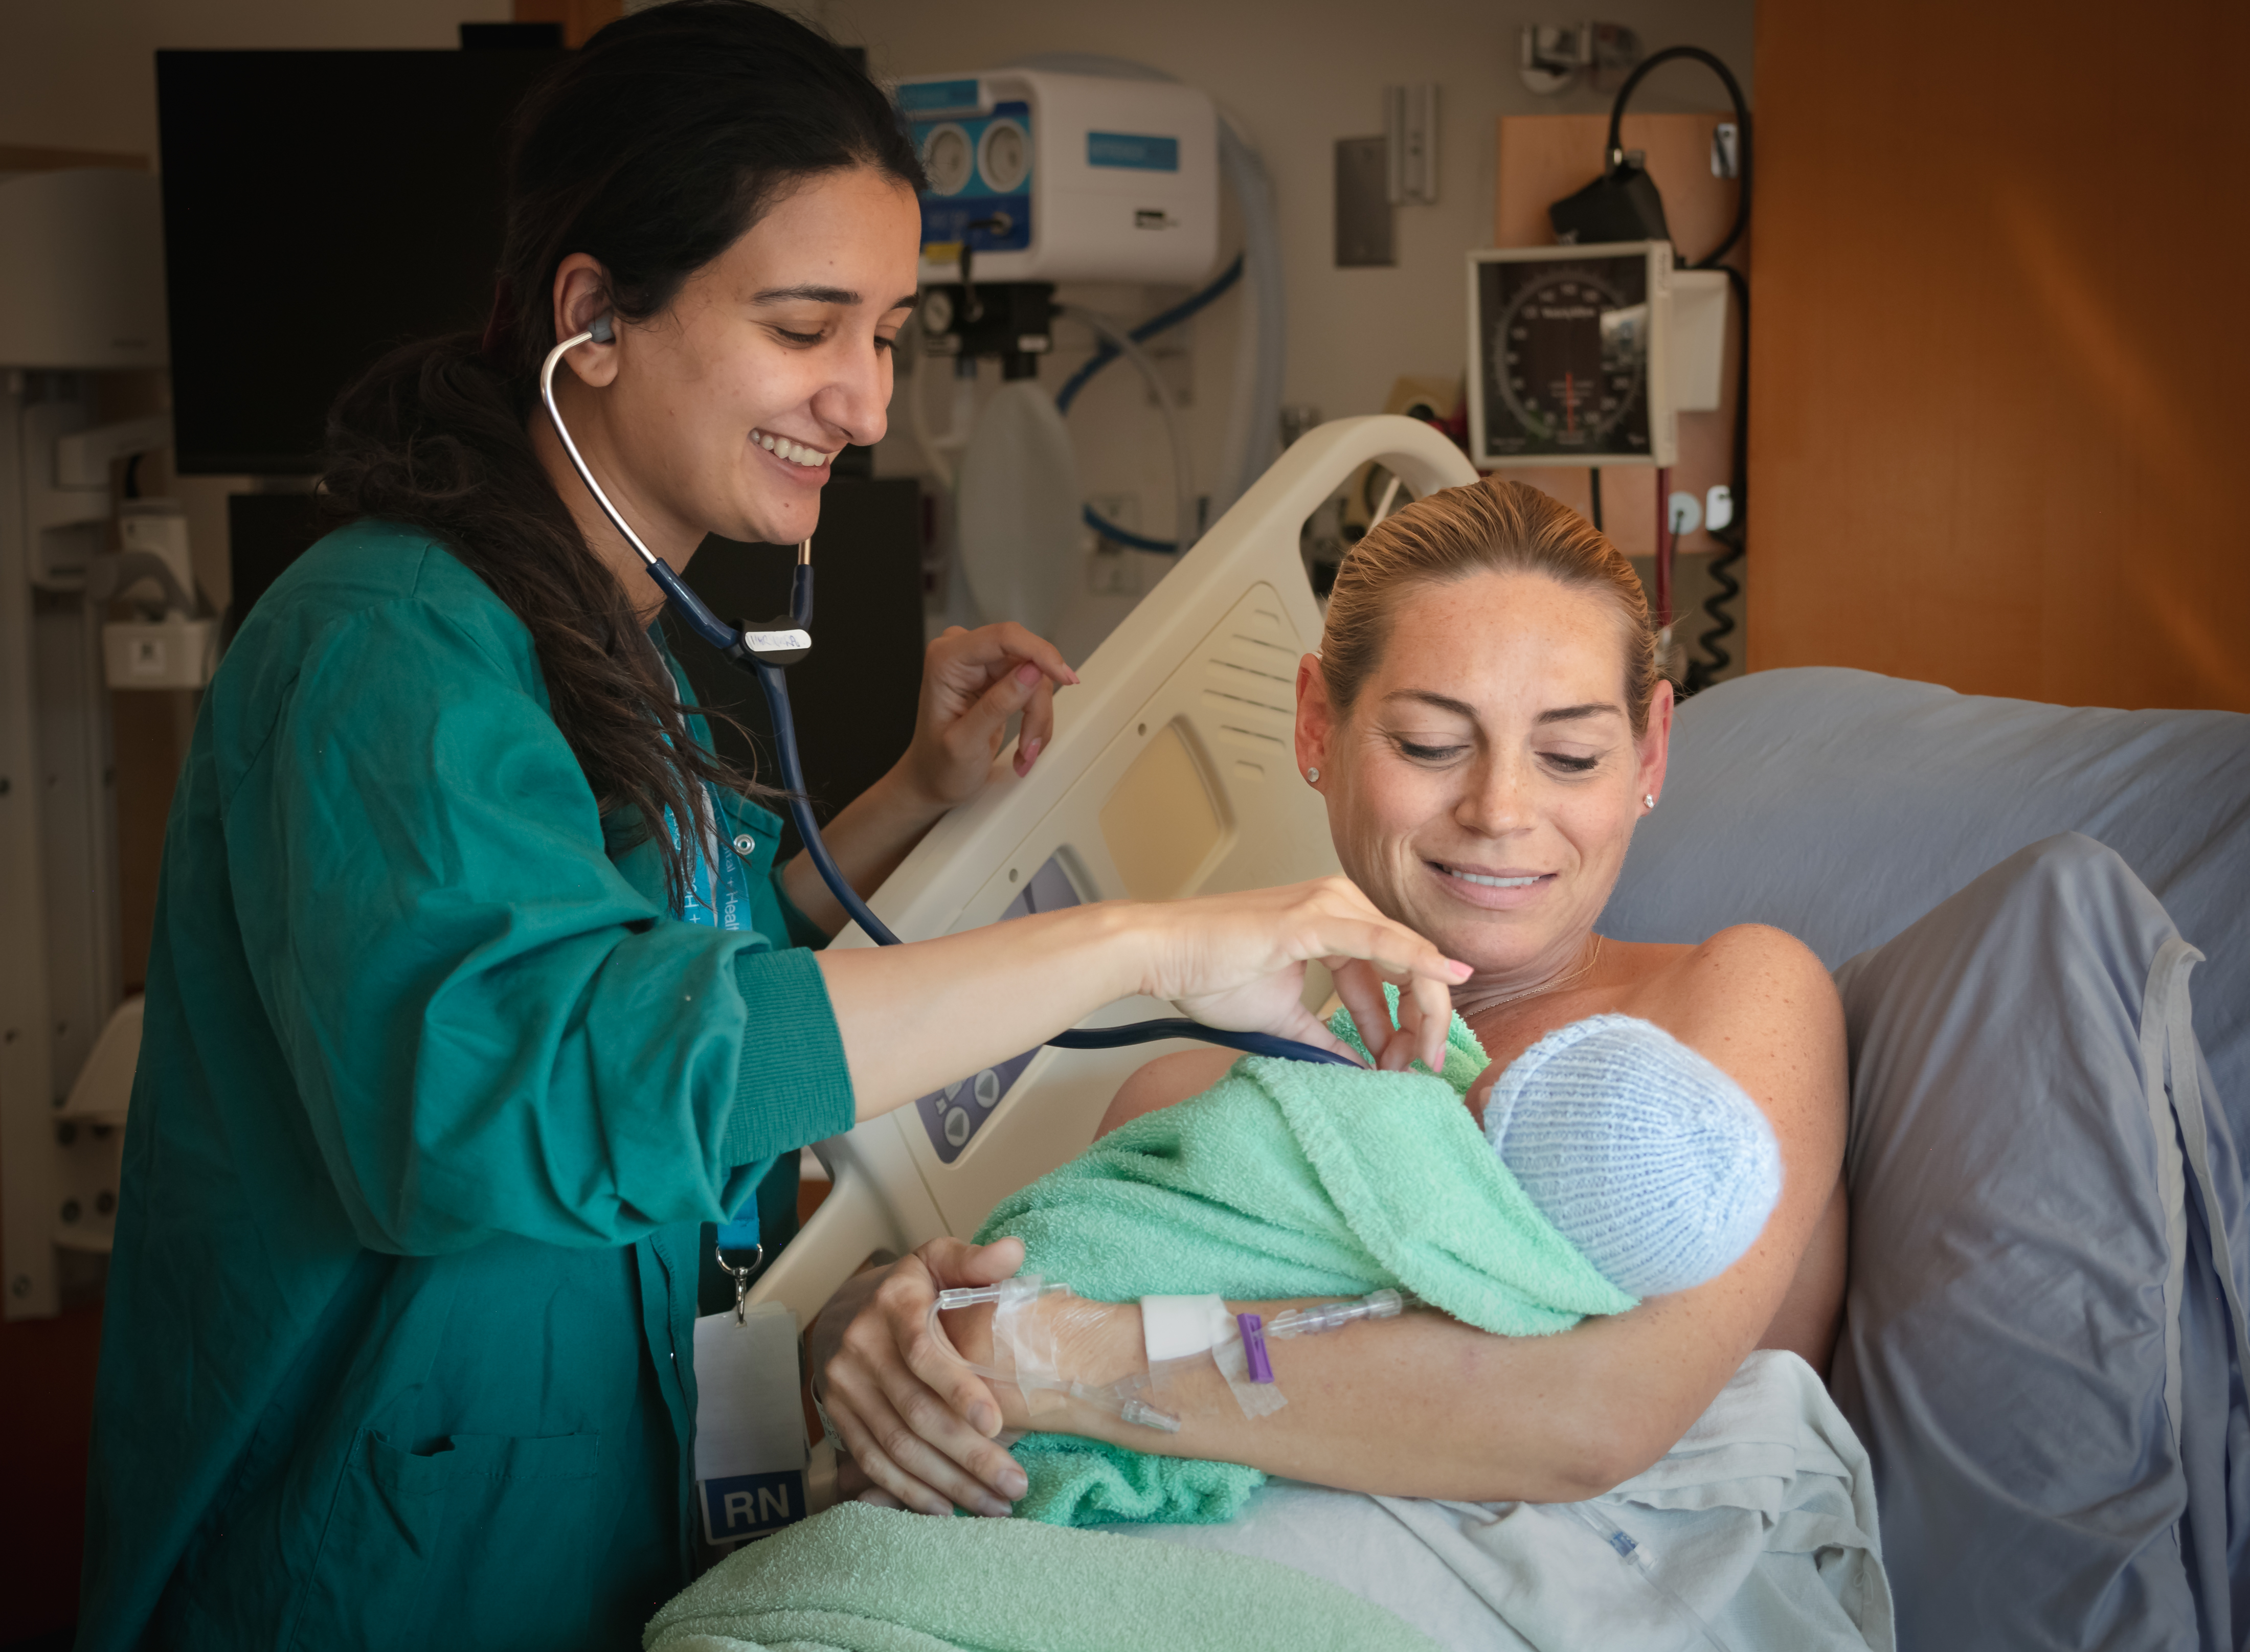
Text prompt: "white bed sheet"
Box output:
[[1099, 1349, 1893, 1652]]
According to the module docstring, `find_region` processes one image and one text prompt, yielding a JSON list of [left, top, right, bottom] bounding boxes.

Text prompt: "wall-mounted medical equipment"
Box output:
[[749, 416, 1480, 1345], [900, 60, 1284, 663], [898, 69, 1217, 382], [902, 70, 1220, 292], [1467, 240, 1729, 470], [0, 166, 178, 1319]]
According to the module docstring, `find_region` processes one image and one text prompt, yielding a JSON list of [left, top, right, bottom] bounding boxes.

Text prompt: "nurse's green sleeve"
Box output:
[[225, 593, 854, 1254]]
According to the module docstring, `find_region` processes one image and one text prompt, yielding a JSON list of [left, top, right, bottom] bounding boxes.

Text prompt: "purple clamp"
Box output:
[[1238, 1313, 1274, 1384]]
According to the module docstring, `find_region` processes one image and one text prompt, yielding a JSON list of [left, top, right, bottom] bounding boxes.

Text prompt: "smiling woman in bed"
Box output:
[[813, 477, 1849, 1519]]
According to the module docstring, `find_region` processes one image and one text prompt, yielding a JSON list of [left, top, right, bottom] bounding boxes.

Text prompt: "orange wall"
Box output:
[[1747, 0, 2250, 710]]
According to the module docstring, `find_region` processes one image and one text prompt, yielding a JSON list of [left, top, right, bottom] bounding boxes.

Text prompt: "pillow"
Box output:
[[1599, 667, 2250, 1158], [1827, 833, 2247, 1652]]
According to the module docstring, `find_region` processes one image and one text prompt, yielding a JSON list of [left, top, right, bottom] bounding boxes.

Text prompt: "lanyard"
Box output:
[[666, 784, 763, 1317]]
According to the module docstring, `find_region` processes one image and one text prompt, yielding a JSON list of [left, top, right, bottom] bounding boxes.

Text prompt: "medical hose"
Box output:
[[1058, 257, 1245, 554], [1060, 303, 1199, 558], [1600, 45, 1752, 694]]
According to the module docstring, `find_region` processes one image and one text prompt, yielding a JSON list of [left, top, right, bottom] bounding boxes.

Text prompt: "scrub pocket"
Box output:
[[291, 1428, 602, 1651]]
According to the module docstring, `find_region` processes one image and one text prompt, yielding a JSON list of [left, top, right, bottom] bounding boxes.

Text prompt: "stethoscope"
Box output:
[[541, 319, 1352, 1069]]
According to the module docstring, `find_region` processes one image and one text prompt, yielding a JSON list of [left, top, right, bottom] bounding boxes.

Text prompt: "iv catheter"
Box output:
[[539, 323, 1356, 1069]]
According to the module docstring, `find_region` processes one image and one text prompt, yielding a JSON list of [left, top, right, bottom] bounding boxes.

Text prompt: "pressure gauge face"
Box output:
[[924, 124, 973, 195], [1471, 248, 1659, 464], [979, 119, 1029, 194]]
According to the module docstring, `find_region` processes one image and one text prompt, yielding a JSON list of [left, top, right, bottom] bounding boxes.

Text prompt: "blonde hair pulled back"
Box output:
[[1319, 477, 1659, 735]]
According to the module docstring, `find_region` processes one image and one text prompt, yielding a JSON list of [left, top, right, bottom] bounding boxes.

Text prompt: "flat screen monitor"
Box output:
[[155, 49, 565, 475]]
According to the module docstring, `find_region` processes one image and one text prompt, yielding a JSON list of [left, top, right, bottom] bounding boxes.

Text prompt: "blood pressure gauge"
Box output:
[[1466, 241, 1677, 467]]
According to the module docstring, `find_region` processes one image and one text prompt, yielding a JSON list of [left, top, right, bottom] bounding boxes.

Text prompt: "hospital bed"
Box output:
[[748, 414, 1476, 1334], [748, 415, 2247, 1652]]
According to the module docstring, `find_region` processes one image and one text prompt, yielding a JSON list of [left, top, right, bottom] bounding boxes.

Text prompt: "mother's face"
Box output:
[[1295, 570, 1673, 983]]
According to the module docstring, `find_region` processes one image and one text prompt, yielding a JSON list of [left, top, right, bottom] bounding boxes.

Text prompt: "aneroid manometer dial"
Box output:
[[1493, 268, 1641, 447], [1467, 243, 1671, 467]]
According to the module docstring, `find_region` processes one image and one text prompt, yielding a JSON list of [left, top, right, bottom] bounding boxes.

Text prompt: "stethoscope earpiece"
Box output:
[[589, 313, 615, 344]]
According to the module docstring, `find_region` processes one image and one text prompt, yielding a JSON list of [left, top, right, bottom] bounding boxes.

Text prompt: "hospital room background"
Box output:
[[2, 0, 2245, 1646]]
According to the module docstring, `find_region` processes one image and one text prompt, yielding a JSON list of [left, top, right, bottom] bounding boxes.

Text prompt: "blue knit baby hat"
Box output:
[[1481, 1013, 1781, 1299]]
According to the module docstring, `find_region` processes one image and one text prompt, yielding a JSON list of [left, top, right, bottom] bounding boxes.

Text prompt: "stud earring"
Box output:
[[1644, 794, 1656, 810], [1306, 766, 1321, 783]]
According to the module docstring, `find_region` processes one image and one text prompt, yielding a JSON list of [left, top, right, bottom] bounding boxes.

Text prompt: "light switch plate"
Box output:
[[1335, 137, 1393, 267]]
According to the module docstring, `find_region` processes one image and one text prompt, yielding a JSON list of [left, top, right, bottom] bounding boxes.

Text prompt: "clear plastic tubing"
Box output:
[[1560, 1504, 1737, 1652], [1265, 1288, 1418, 1339]]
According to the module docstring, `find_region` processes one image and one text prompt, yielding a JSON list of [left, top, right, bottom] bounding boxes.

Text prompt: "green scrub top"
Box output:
[[78, 519, 856, 1650]]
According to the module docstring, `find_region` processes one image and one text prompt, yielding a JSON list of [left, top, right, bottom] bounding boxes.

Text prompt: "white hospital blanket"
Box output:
[[1100, 1349, 1894, 1652]]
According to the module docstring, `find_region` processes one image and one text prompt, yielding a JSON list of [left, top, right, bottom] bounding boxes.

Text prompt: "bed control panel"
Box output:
[[912, 854, 1081, 1163]]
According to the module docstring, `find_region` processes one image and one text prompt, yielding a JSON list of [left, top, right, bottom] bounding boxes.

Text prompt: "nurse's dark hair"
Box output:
[[321, 0, 925, 904], [1320, 478, 1661, 735]]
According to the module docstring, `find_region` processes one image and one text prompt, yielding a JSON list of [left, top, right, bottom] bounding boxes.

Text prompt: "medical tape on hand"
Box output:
[[991, 1276, 1063, 1407], [1140, 1294, 1286, 1420]]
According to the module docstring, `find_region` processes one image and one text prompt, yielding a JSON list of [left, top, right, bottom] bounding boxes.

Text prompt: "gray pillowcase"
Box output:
[[1600, 667, 2250, 1159], [1827, 834, 2246, 1652]]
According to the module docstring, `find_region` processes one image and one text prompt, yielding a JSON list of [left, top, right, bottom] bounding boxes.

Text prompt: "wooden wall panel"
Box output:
[[1749, 0, 2250, 710]]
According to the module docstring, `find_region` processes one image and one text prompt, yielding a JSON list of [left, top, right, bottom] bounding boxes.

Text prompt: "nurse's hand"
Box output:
[[897, 622, 1078, 804], [811, 1234, 1033, 1518], [1146, 875, 1470, 1073], [781, 623, 1075, 936]]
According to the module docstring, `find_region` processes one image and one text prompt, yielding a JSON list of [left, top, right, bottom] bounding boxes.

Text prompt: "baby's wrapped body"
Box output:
[[974, 1004, 1782, 1525]]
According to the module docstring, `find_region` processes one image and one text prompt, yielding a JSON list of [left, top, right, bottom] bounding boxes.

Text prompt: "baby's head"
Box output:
[[1479, 1014, 1782, 1300]]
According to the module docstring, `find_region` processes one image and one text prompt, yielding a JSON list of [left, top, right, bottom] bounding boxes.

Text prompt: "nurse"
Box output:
[[76, 5, 1464, 1647]]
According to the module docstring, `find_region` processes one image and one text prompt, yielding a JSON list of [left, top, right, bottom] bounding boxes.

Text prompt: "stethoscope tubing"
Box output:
[[541, 323, 1355, 1070]]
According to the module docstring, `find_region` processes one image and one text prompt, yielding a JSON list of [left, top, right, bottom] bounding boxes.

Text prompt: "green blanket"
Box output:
[[977, 1005, 1636, 1525], [643, 1501, 1443, 1652]]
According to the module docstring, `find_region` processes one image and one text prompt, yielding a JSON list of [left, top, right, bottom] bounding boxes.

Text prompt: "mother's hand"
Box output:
[[811, 1234, 1031, 1517], [897, 623, 1078, 807]]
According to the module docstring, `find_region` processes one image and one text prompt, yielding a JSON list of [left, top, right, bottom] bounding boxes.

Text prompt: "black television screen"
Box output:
[[155, 49, 565, 475]]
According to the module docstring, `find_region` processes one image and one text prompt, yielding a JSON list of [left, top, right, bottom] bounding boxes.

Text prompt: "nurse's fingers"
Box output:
[[937, 620, 1076, 693], [1328, 958, 1398, 1068], [1328, 953, 1451, 1074], [954, 662, 1050, 773], [1398, 969, 1452, 1072], [1012, 674, 1058, 777]]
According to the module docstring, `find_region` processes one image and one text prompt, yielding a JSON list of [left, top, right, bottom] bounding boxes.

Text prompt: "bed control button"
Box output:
[[973, 1069, 1001, 1109], [942, 1107, 972, 1147]]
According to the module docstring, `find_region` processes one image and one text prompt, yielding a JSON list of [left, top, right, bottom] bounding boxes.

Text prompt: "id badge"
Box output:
[[692, 1303, 809, 1547]]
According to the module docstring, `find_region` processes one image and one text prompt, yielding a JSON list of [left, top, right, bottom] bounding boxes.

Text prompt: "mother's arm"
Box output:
[[816, 925, 1846, 1513]]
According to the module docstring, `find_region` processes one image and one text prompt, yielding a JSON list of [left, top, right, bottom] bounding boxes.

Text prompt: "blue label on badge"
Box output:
[[1088, 131, 1179, 171], [716, 1217, 759, 1252], [899, 78, 981, 115], [703, 1468, 805, 1542]]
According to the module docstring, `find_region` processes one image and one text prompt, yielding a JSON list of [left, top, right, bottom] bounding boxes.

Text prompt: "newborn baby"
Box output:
[[971, 1005, 1786, 1526], [1467, 1012, 1781, 1297]]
